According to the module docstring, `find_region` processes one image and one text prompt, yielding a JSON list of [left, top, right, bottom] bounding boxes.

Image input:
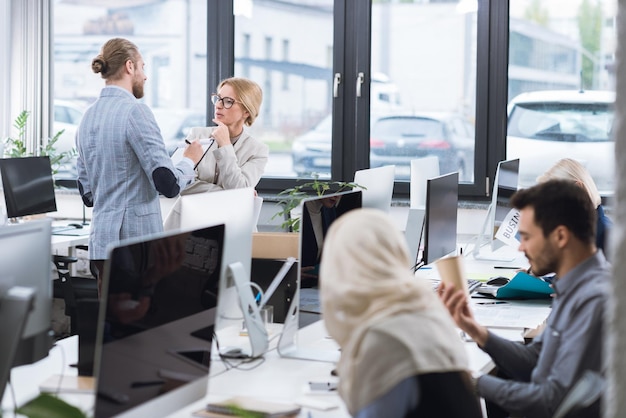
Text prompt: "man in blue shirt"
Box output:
[[440, 179, 610, 418]]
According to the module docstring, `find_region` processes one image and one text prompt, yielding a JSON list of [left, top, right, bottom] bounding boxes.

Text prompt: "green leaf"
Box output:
[[271, 177, 365, 232], [3, 110, 76, 176], [15, 393, 87, 418]]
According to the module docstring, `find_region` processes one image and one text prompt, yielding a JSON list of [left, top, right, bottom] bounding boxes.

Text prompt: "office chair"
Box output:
[[412, 371, 482, 417], [52, 254, 98, 336], [552, 370, 604, 418]]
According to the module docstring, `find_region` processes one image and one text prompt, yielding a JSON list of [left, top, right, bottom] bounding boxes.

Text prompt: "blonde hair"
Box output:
[[92, 38, 140, 81], [217, 77, 263, 126], [537, 158, 602, 207]]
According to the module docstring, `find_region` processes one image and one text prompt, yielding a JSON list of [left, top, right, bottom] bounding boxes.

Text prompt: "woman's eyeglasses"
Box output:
[[211, 94, 240, 109]]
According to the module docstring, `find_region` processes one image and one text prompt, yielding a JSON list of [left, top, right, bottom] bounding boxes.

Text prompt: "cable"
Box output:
[[218, 281, 265, 321], [248, 282, 264, 305], [51, 343, 67, 397]]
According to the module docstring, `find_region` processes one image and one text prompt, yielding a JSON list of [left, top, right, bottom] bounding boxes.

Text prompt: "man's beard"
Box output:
[[132, 79, 144, 99]]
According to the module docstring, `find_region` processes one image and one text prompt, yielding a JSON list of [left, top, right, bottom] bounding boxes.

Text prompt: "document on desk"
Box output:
[[472, 299, 551, 329], [195, 396, 301, 417], [171, 140, 213, 165]]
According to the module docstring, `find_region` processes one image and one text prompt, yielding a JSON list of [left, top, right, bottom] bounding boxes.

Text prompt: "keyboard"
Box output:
[[429, 278, 483, 295], [467, 279, 483, 294]]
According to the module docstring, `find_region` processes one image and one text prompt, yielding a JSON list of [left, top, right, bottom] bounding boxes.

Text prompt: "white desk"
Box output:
[[5, 244, 552, 418], [1, 336, 94, 417], [169, 320, 530, 417], [3, 310, 549, 418], [50, 226, 90, 255]]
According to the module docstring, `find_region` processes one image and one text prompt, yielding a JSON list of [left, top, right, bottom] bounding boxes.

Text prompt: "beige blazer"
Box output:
[[181, 127, 268, 194]]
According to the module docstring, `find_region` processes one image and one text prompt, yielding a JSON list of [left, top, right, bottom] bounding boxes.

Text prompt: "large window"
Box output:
[[228, 0, 484, 196], [233, 1, 334, 180], [370, 2, 478, 184], [7, 0, 610, 198], [507, 0, 616, 196], [52, 0, 208, 181]]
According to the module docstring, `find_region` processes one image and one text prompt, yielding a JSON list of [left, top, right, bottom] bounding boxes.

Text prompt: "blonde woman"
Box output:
[[537, 158, 611, 254], [320, 209, 481, 418], [163, 77, 268, 230], [182, 77, 269, 194]]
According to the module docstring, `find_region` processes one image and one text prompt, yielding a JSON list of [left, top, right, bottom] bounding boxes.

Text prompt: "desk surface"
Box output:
[[4, 245, 551, 418]]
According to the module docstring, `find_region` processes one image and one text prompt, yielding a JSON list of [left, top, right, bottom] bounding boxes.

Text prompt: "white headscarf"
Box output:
[[320, 208, 468, 414]]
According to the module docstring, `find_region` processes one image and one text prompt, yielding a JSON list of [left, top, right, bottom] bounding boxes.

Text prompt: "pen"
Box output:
[[476, 301, 507, 305], [184, 139, 191, 145], [494, 266, 523, 270]]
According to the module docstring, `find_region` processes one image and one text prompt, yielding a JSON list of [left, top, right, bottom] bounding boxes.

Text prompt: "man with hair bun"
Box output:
[[76, 37, 204, 291]]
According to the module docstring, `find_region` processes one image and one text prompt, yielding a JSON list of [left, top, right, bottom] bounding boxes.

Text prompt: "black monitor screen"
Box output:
[[0, 156, 57, 218], [94, 224, 225, 418], [299, 189, 362, 287], [423, 172, 458, 265]]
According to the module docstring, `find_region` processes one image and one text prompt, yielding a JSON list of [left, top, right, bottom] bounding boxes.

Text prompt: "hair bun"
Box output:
[[91, 57, 108, 74]]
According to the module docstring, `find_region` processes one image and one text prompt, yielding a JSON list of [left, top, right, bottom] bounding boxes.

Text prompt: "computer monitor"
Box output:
[[0, 220, 53, 367], [176, 188, 267, 357], [410, 156, 440, 209], [0, 287, 36, 402], [422, 171, 459, 266], [0, 157, 57, 219], [299, 189, 363, 282], [353, 165, 395, 212], [277, 189, 361, 362], [94, 224, 225, 418], [473, 158, 520, 260]]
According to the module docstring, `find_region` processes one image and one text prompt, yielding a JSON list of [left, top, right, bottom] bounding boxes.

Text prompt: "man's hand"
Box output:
[[438, 281, 489, 347], [182, 139, 204, 165]]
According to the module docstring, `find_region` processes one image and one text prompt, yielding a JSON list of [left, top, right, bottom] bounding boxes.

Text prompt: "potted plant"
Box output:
[[272, 175, 362, 232], [2, 110, 76, 177]]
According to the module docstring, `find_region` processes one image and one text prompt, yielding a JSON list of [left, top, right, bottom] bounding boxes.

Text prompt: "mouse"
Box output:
[[487, 276, 510, 286], [220, 347, 247, 359], [68, 223, 83, 229]]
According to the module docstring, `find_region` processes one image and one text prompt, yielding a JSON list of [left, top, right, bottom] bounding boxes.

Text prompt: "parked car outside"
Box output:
[[506, 90, 615, 195], [53, 99, 85, 154], [369, 113, 475, 180], [291, 112, 475, 181], [53, 99, 86, 183], [291, 115, 334, 178]]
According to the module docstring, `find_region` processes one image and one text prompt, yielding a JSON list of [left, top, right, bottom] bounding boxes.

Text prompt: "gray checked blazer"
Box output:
[[76, 86, 195, 260]]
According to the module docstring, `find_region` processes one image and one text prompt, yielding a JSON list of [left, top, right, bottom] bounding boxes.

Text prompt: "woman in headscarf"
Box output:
[[320, 208, 481, 417]]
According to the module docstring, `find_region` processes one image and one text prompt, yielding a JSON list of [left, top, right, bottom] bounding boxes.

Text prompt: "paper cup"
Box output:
[[435, 255, 468, 296]]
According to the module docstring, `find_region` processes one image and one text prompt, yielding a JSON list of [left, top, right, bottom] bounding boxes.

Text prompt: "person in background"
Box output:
[[439, 179, 610, 418], [320, 209, 481, 418], [181, 76, 269, 194], [76, 37, 203, 291], [537, 157, 612, 255]]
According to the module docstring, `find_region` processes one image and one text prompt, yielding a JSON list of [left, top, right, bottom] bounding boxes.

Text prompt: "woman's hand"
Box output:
[[211, 118, 231, 147]]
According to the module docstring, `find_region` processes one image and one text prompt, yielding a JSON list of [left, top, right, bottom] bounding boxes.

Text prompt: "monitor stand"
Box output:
[[472, 245, 517, 263], [471, 204, 516, 263], [223, 262, 268, 359], [277, 287, 340, 363]]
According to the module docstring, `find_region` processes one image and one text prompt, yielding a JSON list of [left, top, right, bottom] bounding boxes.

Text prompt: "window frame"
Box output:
[[8, 0, 511, 201]]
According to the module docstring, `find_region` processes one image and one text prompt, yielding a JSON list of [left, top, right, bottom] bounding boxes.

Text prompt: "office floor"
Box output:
[[52, 298, 71, 338]]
